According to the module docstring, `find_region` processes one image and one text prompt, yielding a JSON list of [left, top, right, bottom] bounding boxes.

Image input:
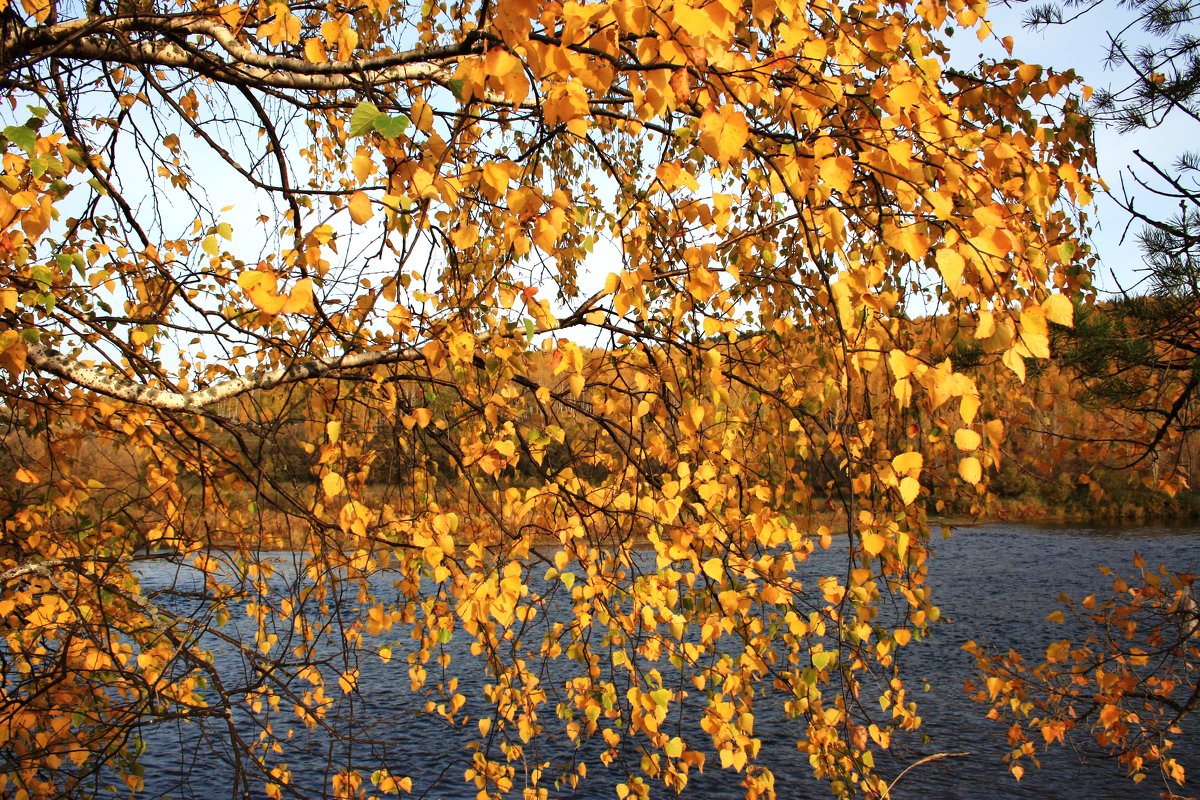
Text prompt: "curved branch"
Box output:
[[25, 340, 426, 411], [23, 287, 608, 411]]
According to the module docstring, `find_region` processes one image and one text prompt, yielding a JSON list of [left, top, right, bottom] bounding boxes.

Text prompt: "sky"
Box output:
[[978, 1, 1194, 296]]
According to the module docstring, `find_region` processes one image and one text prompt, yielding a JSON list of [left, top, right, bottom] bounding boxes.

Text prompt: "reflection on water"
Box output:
[[134, 524, 1199, 799]]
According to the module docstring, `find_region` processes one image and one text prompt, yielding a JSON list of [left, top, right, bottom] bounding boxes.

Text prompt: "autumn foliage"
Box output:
[[0, 0, 1105, 796]]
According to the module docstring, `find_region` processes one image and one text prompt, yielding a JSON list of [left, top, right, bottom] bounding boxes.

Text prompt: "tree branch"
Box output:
[[25, 341, 426, 411]]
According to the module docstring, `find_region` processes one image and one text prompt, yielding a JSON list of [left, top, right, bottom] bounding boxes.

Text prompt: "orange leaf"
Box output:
[[282, 278, 316, 314]]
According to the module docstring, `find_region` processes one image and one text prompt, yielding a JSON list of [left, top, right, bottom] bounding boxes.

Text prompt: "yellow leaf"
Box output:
[[348, 191, 374, 224], [958, 456, 982, 485], [312, 224, 335, 245], [282, 278, 316, 314], [892, 451, 923, 476], [655, 162, 700, 192], [484, 47, 520, 76], [238, 270, 277, 293], [890, 80, 920, 109], [1017, 305, 1050, 358], [410, 99, 434, 133], [323, 472, 346, 498], [450, 224, 479, 249], [448, 331, 475, 364], [14, 467, 38, 484], [899, 476, 920, 505], [960, 394, 981, 425], [1002, 347, 1027, 382], [954, 428, 981, 451], [352, 152, 374, 183], [664, 737, 684, 759], [861, 531, 885, 556], [973, 204, 1007, 228], [702, 558, 724, 581], [19, 0, 52, 23], [1042, 293, 1074, 327], [543, 81, 589, 124], [304, 37, 327, 63], [481, 162, 512, 197], [975, 309, 995, 340], [819, 154, 855, 194], [252, 290, 287, 315], [698, 106, 749, 165], [0, 335, 27, 376], [935, 248, 965, 292]]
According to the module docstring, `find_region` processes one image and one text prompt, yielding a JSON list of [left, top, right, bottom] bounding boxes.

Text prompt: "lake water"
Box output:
[[133, 523, 1199, 799]]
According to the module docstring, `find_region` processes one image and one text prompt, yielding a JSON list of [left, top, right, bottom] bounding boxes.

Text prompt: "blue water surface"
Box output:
[[131, 523, 1200, 800]]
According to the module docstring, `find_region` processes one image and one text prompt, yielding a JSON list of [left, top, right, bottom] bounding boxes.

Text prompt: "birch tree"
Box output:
[[0, 0, 1096, 796]]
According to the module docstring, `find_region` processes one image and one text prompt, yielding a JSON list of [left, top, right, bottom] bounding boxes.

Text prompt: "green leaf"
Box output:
[[812, 650, 837, 671], [30, 156, 64, 179], [349, 101, 382, 137], [31, 265, 53, 291], [28, 106, 49, 121], [4, 125, 37, 155], [373, 113, 410, 140], [64, 146, 87, 168]]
